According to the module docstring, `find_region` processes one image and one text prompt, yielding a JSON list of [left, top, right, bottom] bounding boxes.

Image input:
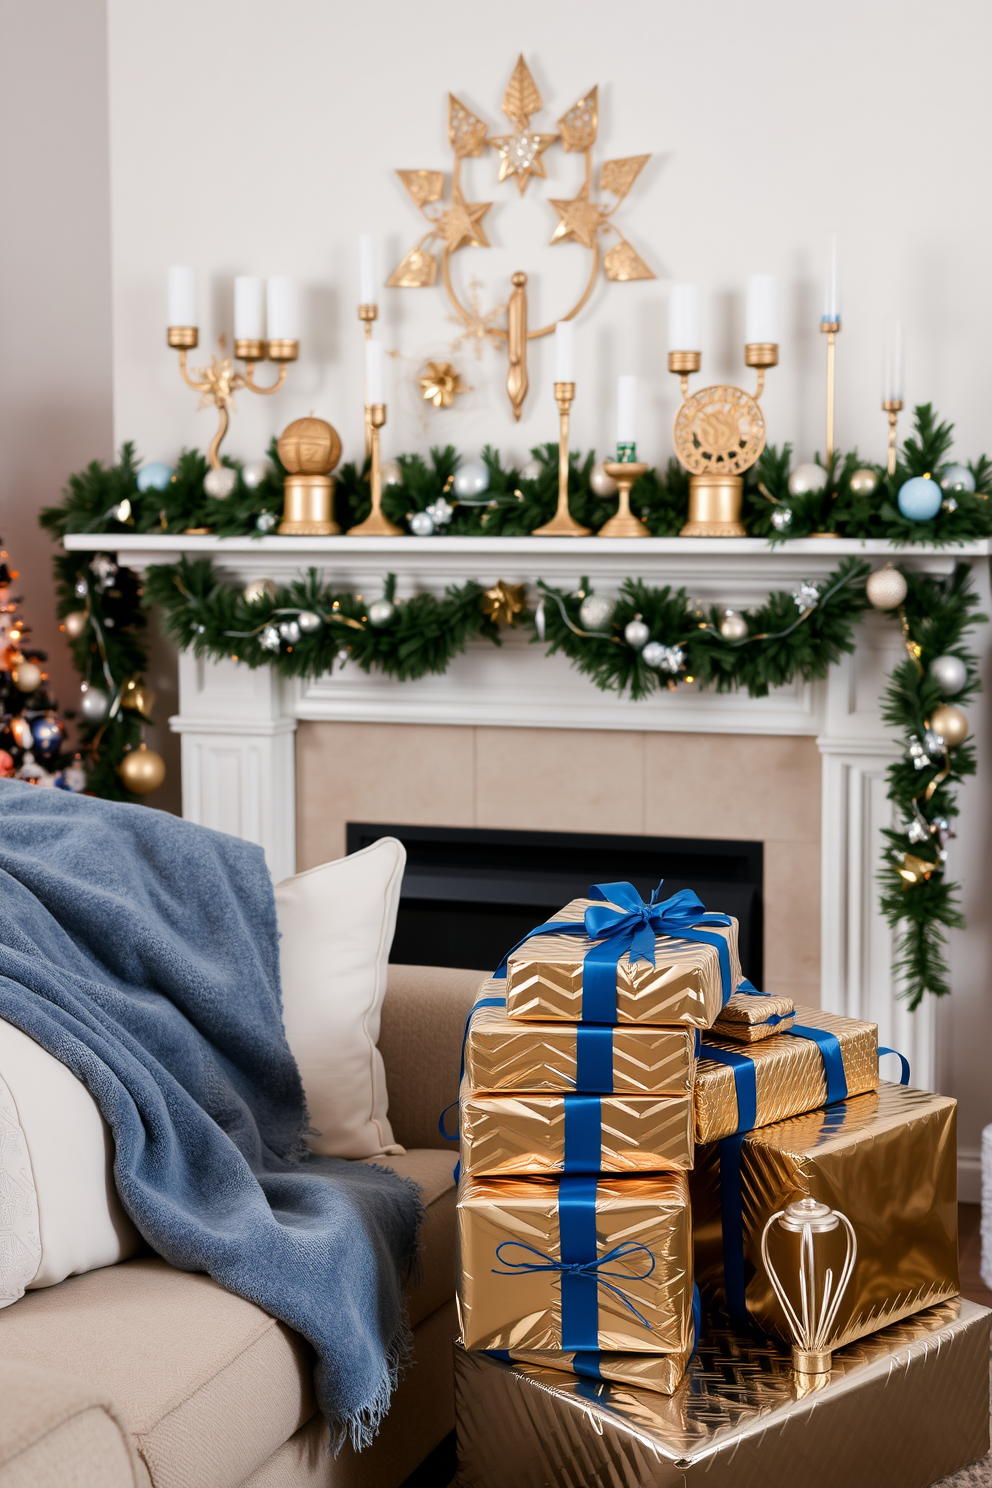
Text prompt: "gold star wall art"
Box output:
[[387, 55, 655, 421]]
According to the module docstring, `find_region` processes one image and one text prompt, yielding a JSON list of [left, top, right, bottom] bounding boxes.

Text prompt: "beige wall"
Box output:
[[297, 723, 821, 1006]]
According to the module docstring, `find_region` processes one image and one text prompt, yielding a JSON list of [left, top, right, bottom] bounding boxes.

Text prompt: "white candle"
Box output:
[[366, 338, 385, 404], [668, 284, 700, 352], [616, 375, 637, 447], [745, 273, 778, 344], [234, 276, 265, 341], [167, 265, 197, 328], [555, 320, 575, 383], [884, 319, 904, 402], [266, 276, 299, 341], [823, 233, 841, 322], [359, 234, 376, 305]]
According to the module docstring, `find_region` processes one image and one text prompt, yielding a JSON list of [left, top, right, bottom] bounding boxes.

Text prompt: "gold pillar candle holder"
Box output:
[[532, 382, 590, 536], [883, 399, 903, 476], [597, 461, 649, 538], [671, 349, 769, 537], [167, 327, 297, 469], [820, 318, 841, 462], [347, 404, 404, 536], [359, 302, 377, 457]]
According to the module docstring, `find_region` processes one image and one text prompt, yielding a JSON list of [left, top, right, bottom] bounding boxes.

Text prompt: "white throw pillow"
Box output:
[[275, 836, 406, 1160], [0, 1018, 141, 1307]]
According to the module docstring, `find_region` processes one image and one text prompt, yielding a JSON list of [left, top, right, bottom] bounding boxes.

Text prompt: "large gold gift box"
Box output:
[[694, 1004, 878, 1142], [457, 1172, 693, 1353], [504, 897, 741, 1027], [691, 1082, 959, 1351], [456, 1300, 991, 1488], [460, 1091, 694, 1178], [464, 981, 696, 1096], [503, 1344, 690, 1396]]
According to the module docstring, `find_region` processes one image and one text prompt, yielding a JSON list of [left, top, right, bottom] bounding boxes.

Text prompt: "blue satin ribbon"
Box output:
[[879, 1046, 911, 1085], [563, 1094, 602, 1172]]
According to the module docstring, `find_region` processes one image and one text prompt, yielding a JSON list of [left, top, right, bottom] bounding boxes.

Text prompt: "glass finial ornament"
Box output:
[[898, 474, 942, 521], [760, 1198, 857, 1376], [623, 615, 650, 650]]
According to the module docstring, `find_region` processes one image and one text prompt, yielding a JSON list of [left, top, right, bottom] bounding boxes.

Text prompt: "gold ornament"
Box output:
[[243, 577, 277, 605], [62, 610, 89, 640], [488, 56, 558, 194], [277, 416, 342, 475], [896, 852, 939, 888], [418, 361, 466, 409], [481, 580, 526, 626], [120, 680, 156, 718], [548, 186, 606, 249], [276, 417, 342, 537], [11, 661, 42, 693], [118, 743, 167, 796], [865, 565, 908, 610], [929, 703, 969, 749], [849, 468, 879, 497], [438, 188, 492, 251]]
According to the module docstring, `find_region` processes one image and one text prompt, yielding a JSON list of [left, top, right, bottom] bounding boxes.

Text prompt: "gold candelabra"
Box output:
[[820, 317, 840, 463], [347, 404, 403, 536], [883, 398, 902, 476], [532, 381, 590, 536], [358, 302, 377, 457], [167, 326, 298, 469], [670, 344, 775, 536]]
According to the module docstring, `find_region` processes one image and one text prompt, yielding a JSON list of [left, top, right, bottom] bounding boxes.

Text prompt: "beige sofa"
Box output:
[[0, 964, 481, 1488]]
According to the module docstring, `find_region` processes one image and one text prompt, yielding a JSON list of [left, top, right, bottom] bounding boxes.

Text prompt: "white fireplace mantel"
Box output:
[[64, 531, 992, 1097]]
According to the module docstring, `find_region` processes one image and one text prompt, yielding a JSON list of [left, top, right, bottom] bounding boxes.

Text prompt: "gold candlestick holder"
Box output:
[[347, 404, 403, 536], [597, 460, 649, 538], [532, 382, 590, 536], [744, 341, 779, 399], [668, 350, 701, 401], [883, 398, 903, 476], [359, 303, 377, 458], [820, 318, 841, 463], [671, 346, 773, 536], [167, 325, 297, 469]]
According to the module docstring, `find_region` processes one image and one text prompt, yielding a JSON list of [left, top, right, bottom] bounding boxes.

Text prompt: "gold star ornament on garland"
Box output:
[[480, 580, 526, 626]]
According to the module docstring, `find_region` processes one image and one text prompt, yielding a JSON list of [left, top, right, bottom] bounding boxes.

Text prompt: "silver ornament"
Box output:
[[534, 599, 546, 641], [943, 497, 959, 513], [297, 610, 323, 634], [90, 554, 117, 589], [380, 460, 403, 488], [63, 763, 88, 793], [908, 735, 931, 770], [255, 512, 278, 533], [624, 616, 650, 650], [452, 459, 490, 499], [79, 686, 110, 722], [849, 468, 879, 497], [924, 728, 946, 759], [241, 460, 270, 490], [259, 626, 281, 651], [243, 577, 277, 605], [410, 510, 435, 536], [907, 819, 930, 845], [792, 581, 820, 613], [590, 460, 619, 497], [74, 577, 89, 598], [865, 566, 908, 610], [770, 507, 793, 531], [641, 641, 665, 669], [642, 641, 685, 673], [278, 619, 301, 645], [788, 463, 828, 497], [426, 496, 454, 527], [204, 466, 238, 499], [929, 653, 967, 695], [520, 458, 544, 482], [367, 598, 396, 627], [940, 464, 975, 494], [719, 609, 749, 641], [578, 593, 613, 631]]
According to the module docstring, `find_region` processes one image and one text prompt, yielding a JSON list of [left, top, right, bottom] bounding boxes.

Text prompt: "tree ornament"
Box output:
[[906, 818, 930, 845], [367, 598, 396, 627], [481, 580, 526, 626], [297, 610, 323, 634], [623, 615, 650, 650], [590, 461, 619, 496], [278, 619, 301, 645], [849, 468, 879, 497], [929, 654, 967, 696], [0, 750, 14, 778], [898, 474, 942, 521], [62, 759, 88, 792], [241, 460, 270, 490], [930, 703, 969, 749], [578, 593, 613, 630], [770, 507, 792, 531], [426, 496, 454, 528], [11, 661, 42, 693], [90, 555, 117, 589], [79, 685, 110, 722], [865, 566, 908, 610], [8, 717, 32, 750], [410, 511, 435, 536], [788, 463, 828, 497], [792, 581, 820, 613], [62, 610, 89, 640], [896, 852, 939, 887], [74, 578, 89, 599], [118, 743, 166, 795], [453, 460, 490, 499], [719, 609, 749, 641], [908, 735, 931, 770], [136, 462, 174, 493], [31, 714, 63, 760], [204, 466, 238, 499], [520, 458, 544, 481], [259, 626, 281, 651], [642, 641, 684, 673], [17, 751, 45, 783], [255, 512, 278, 533], [243, 577, 277, 605], [943, 496, 958, 513], [923, 728, 946, 759], [380, 460, 403, 487], [418, 360, 466, 408], [940, 464, 975, 494]]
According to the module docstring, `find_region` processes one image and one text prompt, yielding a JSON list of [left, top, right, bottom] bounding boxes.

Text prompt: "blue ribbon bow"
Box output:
[[492, 1239, 656, 1337]]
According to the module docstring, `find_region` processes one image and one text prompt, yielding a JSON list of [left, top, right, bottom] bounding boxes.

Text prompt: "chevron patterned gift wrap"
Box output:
[[459, 1091, 694, 1177]]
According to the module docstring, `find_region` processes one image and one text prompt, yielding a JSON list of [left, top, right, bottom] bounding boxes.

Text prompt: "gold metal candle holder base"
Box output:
[[680, 473, 746, 536], [598, 461, 649, 538], [532, 382, 590, 537], [278, 474, 339, 536], [792, 1346, 832, 1376], [348, 404, 404, 537]]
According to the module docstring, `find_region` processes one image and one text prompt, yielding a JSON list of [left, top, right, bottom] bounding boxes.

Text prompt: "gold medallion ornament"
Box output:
[[388, 56, 654, 420]]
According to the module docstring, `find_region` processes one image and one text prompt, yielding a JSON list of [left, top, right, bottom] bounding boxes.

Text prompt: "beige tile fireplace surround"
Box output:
[[296, 723, 820, 1006]]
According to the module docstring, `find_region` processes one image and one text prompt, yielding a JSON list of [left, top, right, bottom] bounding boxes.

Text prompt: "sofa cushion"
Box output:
[[362, 1149, 456, 1328], [0, 1357, 141, 1488]]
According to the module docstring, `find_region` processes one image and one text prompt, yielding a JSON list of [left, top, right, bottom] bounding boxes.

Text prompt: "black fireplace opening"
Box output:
[[346, 824, 763, 987]]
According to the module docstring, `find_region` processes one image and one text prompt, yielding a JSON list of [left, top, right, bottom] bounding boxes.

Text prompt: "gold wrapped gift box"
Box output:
[[460, 1091, 694, 1178], [694, 1005, 878, 1143], [709, 990, 795, 1044], [691, 1082, 959, 1351], [504, 1343, 691, 1396], [465, 981, 696, 1096], [504, 897, 741, 1028], [457, 1172, 693, 1353]]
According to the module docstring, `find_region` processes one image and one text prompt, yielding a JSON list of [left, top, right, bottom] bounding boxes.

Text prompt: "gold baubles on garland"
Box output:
[[929, 703, 969, 749], [118, 742, 167, 795], [865, 565, 909, 610]]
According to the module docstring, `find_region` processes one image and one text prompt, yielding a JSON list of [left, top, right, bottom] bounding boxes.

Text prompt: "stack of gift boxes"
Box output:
[[455, 882, 960, 1398]]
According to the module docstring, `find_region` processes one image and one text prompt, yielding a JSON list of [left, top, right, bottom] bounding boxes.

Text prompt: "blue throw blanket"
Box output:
[[0, 782, 421, 1449]]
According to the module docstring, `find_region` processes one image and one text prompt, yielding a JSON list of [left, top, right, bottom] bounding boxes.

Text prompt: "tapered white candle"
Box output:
[[555, 320, 575, 383], [616, 376, 637, 447], [668, 284, 700, 351], [266, 276, 299, 341], [366, 338, 385, 404], [359, 234, 376, 305], [884, 320, 904, 402], [234, 276, 265, 341], [823, 234, 840, 322], [746, 274, 778, 344], [167, 265, 197, 328]]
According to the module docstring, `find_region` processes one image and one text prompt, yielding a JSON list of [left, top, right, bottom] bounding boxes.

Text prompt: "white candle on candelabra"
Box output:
[[234, 276, 265, 341], [616, 376, 637, 450], [555, 320, 575, 383], [366, 338, 385, 404], [167, 265, 197, 328], [746, 273, 778, 344], [668, 284, 700, 351], [884, 319, 904, 402], [359, 234, 376, 305], [266, 276, 299, 341], [823, 234, 841, 322]]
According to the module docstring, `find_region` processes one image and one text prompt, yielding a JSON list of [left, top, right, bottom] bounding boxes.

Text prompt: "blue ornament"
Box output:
[[898, 475, 942, 521], [31, 713, 63, 760], [137, 462, 174, 493], [940, 464, 976, 494]]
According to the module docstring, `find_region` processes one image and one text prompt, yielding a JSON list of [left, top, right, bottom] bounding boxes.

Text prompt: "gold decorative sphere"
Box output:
[[930, 703, 969, 750], [865, 565, 908, 610], [118, 742, 167, 795], [62, 610, 89, 640], [849, 468, 880, 497], [11, 661, 42, 693], [243, 577, 277, 605], [276, 417, 342, 476]]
